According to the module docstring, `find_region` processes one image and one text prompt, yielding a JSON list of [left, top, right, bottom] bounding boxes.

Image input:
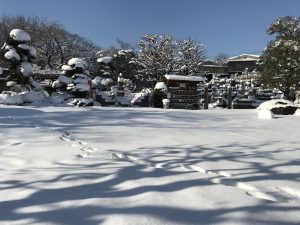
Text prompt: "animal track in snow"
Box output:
[[59, 131, 99, 158], [1, 116, 99, 158]]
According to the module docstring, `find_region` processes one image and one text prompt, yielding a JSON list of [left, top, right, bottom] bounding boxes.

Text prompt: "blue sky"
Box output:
[[0, 0, 299, 59]]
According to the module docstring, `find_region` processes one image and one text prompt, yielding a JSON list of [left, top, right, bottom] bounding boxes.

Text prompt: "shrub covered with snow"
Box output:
[[0, 91, 23, 105], [257, 99, 299, 115], [50, 91, 72, 105], [20, 91, 47, 104], [131, 88, 152, 106], [56, 58, 92, 96], [52, 58, 93, 106], [152, 88, 167, 108]]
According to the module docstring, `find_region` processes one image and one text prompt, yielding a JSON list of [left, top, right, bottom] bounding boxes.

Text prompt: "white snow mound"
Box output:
[[258, 99, 294, 110], [294, 108, 300, 116], [4, 49, 20, 61], [68, 58, 87, 69], [97, 56, 112, 64], [258, 108, 274, 120], [10, 29, 31, 42], [0, 91, 23, 105], [21, 91, 47, 103]]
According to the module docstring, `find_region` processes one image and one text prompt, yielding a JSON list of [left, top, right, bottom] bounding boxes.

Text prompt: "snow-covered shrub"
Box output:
[[131, 88, 152, 106], [258, 99, 299, 115], [96, 54, 113, 80], [50, 91, 72, 104], [20, 91, 47, 104], [152, 88, 167, 108], [152, 82, 168, 108], [258, 108, 274, 120], [0, 91, 23, 105], [52, 58, 93, 106]]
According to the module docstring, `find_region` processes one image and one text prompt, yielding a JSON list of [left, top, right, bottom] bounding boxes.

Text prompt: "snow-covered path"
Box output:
[[0, 106, 300, 225]]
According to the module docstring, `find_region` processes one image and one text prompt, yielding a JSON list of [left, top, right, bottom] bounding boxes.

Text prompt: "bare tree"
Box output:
[[215, 53, 229, 66], [177, 38, 206, 75], [132, 34, 177, 81]]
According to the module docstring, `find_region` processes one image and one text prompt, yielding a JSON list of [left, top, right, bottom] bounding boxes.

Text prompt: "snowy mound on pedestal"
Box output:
[[9, 29, 31, 42], [258, 108, 274, 120], [257, 99, 299, 115], [154, 82, 167, 91]]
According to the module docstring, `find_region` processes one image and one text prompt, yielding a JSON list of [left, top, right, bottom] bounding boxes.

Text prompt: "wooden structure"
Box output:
[[164, 74, 205, 109], [227, 54, 260, 76]]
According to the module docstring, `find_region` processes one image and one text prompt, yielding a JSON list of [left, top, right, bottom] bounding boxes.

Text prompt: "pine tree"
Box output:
[[0, 29, 37, 91], [259, 16, 300, 100]]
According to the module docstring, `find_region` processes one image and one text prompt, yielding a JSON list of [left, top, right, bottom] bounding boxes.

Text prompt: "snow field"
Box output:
[[0, 106, 300, 225]]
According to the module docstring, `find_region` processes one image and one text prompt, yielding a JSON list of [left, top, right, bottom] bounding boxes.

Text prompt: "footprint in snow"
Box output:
[[76, 153, 92, 158], [277, 186, 300, 199], [10, 142, 22, 146]]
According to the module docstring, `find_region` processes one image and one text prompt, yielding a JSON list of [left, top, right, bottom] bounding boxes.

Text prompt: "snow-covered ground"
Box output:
[[0, 106, 300, 225]]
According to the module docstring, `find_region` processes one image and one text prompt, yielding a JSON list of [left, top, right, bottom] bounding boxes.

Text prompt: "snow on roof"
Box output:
[[164, 74, 205, 82], [4, 49, 20, 61], [227, 54, 260, 62], [9, 29, 31, 42], [97, 56, 113, 64]]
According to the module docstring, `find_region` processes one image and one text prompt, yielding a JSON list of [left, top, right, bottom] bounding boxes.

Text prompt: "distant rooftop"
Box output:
[[164, 74, 205, 82], [227, 54, 260, 62]]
